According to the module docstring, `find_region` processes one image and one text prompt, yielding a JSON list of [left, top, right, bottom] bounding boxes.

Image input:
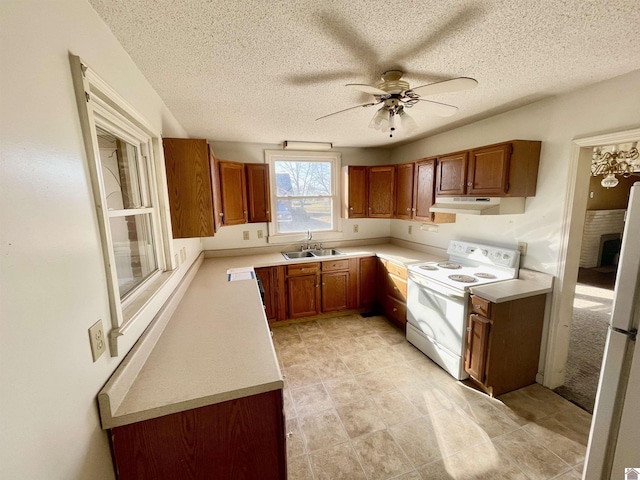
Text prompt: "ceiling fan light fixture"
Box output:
[[368, 107, 388, 131], [399, 110, 418, 136]]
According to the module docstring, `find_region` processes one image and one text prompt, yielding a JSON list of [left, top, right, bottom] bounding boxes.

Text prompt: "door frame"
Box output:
[[544, 127, 640, 389]]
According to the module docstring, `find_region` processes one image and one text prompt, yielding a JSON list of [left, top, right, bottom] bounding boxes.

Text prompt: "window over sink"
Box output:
[[265, 150, 342, 242]]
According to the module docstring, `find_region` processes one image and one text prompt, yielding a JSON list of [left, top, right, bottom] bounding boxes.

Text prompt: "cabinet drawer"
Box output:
[[385, 295, 407, 326], [385, 261, 408, 280], [322, 259, 349, 272], [470, 295, 492, 318], [386, 275, 407, 301], [287, 263, 320, 276]]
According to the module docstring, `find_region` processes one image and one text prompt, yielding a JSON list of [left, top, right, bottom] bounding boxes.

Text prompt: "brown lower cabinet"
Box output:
[[465, 294, 546, 396], [377, 258, 408, 328], [109, 390, 286, 480]]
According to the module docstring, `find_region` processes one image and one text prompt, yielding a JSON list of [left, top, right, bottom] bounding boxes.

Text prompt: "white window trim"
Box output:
[[264, 149, 342, 244], [70, 55, 176, 356]]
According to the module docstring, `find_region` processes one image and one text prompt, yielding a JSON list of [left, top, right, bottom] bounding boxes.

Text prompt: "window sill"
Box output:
[[109, 269, 178, 356]]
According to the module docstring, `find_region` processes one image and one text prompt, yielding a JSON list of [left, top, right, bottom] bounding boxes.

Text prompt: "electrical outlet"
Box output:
[[353, 224, 359, 233], [180, 247, 186, 262], [175, 253, 179, 266], [408, 225, 412, 234], [518, 241, 528, 256], [243, 231, 250, 240], [88, 319, 106, 362], [257, 229, 263, 239]]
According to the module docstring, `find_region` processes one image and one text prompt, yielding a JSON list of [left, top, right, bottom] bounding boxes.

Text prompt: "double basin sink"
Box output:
[[282, 249, 344, 260]]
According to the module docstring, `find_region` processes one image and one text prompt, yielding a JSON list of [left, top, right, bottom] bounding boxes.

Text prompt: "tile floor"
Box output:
[[272, 313, 591, 480]]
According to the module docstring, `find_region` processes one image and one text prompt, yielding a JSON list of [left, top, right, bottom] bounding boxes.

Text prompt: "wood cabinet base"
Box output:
[[110, 390, 286, 480]]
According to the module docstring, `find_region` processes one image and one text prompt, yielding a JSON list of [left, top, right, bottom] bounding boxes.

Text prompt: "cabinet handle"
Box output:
[[266, 210, 270, 214], [393, 286, 398, 290], [467, 327, 472, 332], [219, 212, 224, 217], [468, 182, 473, 187], [393, 308, 398, 312], [406, 207, 411, 211], [286, 432, 293, 438], [350, 207, 353, 210]]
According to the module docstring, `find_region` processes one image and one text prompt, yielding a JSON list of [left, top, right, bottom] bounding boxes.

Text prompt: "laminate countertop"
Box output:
[[469, 268, 554, 303], [98, 243, 445, 429]]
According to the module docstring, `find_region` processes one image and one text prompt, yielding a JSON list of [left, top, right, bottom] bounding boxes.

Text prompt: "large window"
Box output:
[[265, 150, 341, 240], [70, 55, 173, 355]]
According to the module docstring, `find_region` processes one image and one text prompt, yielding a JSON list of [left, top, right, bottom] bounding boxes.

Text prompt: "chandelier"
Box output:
[[591, 143, 639, 188]]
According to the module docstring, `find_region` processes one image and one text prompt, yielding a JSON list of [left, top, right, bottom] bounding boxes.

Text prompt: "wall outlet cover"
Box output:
[[88, 319, 106, 362], [518, 241, 528, 256], [353, 224, 358, 233], [243, 231, 249, 240], [257, 230, 263, 239]]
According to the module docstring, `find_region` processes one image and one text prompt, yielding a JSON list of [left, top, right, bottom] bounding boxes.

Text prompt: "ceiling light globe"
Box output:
[[601, 173, 619, 189]]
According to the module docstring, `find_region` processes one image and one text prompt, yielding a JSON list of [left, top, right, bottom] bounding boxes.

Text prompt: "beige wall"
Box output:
[[586, 174, 638, 210], [0, 1, 198, 479]]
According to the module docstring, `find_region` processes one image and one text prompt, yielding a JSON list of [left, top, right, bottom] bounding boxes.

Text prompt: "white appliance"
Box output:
[[583, 182, 640, 480], [406, 240, 520, 379]]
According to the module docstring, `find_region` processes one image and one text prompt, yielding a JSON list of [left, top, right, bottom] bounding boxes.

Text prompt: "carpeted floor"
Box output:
[[554, 268, 615, 413]]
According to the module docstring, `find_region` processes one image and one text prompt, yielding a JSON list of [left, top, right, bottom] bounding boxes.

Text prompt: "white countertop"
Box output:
[[469, 268, 554, 303], [98, 242, 445, 429]]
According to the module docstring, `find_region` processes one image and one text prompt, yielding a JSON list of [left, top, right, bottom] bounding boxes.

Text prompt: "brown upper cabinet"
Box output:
[[394, 162, 414, 219], [437, 140, 541, 197], [245, 163, 271, 223], [413, 158, 436, 222], [217, 160, 248, 225], [162, 138, 216, 238], [436, 151, 468, 196], [342, 165, 368, 218], [368, 165, 395, 218]]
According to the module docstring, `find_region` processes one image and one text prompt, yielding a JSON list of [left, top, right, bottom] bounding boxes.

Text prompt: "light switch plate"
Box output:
[[88, 319, 106, 362], [243, 231, 250, 240], [257, 229, 263, 239]]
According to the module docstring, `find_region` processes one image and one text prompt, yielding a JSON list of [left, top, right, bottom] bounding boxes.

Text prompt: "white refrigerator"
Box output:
[[583, 182, 640, 480]]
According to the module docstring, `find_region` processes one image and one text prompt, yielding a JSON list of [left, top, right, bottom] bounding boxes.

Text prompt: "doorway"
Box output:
[[546, 130, 640, 413]]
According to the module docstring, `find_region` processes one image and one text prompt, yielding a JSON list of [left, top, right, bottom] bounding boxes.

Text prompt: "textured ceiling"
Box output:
[[89, 0, 640, 148]]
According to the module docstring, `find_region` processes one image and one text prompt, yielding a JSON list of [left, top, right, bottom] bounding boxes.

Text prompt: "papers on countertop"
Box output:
[[227, 267, 255, 282]]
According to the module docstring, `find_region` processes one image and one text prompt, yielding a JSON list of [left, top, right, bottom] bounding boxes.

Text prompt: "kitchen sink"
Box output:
[[281, 249, 344, 260], [282, 251, 315, 260], [309, 249, 343, 257]]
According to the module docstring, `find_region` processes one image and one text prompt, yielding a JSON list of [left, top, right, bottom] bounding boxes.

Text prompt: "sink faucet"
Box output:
[[303, 229, 312, 250]]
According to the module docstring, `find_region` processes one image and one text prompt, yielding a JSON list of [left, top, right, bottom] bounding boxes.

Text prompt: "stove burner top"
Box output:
[[438, 262, 462, 270], [475, 272, 497, 279], [419, 265, 439, 271], [448, 274, 478, 283]]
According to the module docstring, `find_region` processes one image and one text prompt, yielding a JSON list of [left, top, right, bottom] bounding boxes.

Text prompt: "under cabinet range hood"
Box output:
[[429, 196, 526, 215]]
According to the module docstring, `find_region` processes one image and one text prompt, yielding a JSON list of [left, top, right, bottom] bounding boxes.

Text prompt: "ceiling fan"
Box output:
[[316, 70, 478, 138]]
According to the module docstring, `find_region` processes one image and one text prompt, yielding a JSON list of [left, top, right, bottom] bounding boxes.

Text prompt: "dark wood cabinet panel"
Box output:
[[436, 152, 468, 195], [377, 258, 407, 328], [245, 163, 271, 223], [467, 143, 512, 196], [110, 390, 286, 480], [218, 160, 247, 225], [395, 162, 414, 219], [321, 271, 349, 312], [465, 294, 546, 396], [368, 165, 395, 218], [162, 138, 215, 238], [358, 256, 377, 309], [413, 158, 436, 222], [465, 313, 491, 383], [287, 274, 320, 318], [342, 165, 368, 218]]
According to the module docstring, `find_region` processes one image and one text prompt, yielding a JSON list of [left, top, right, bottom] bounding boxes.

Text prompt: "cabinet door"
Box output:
[[245, 163, 271, 223], [163, 138, 215, 238], [436, 152, 468, 195], [465, 313, 491, 383], [395, 162, 414, 219], [467, 143, 512, 196], [368, 165, 395, 218], [287, 275, 320, 318], [413, 158, 436, 221], [218, 160, 247, 225], [343, 165, 368, 218], [358, 256, 377, 308], [321, 271, 349, 312], [255, 267, 276, 321]]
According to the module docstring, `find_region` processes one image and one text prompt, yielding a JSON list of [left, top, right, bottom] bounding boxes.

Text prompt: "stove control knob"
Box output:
[[481, 249, 488, 256]]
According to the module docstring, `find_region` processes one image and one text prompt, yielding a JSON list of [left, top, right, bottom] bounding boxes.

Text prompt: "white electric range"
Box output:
[[406, 240, 521, 379]]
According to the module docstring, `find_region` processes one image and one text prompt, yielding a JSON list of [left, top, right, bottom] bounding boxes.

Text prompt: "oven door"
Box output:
[[407, 272, 468, 357]]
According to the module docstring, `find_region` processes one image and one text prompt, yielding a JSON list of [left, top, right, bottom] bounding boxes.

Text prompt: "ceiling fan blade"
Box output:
[[409, 77, 478, 97], [316, 102, 380, 121], [346, 84, 388, 96], [415, 99, 459, 117]]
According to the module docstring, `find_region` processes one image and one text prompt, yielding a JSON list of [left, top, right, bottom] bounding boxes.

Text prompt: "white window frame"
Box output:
[[264, 150, 342, 244], [70, 55, 175, 356]]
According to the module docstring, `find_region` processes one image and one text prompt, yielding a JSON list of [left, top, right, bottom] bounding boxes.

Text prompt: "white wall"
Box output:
[[0, 1, 199, 479], [203, 142, 392, 250]]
